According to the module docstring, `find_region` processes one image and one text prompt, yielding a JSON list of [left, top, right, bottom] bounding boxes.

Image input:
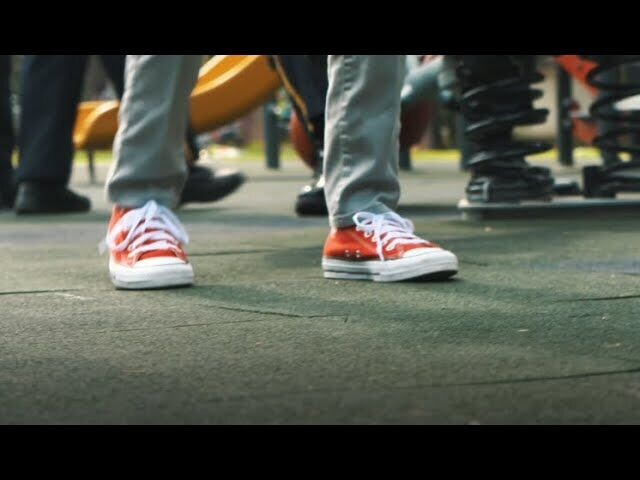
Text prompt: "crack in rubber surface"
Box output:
[[199, 302, 342, 319], [554, 294, 640, 303], [0, 289, 79, 296], [194, 366, 640, 404]]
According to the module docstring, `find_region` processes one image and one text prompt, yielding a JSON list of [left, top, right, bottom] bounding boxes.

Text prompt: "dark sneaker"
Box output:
[[179, 165, 245, 206], [14, 182, 91, 214], [0, 173, 16, 210], [295, 174, 327, 216]]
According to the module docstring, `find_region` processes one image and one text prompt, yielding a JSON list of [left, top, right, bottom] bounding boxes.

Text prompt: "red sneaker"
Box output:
[[104, 200, 194, 289], [322, 211, 458, 282]]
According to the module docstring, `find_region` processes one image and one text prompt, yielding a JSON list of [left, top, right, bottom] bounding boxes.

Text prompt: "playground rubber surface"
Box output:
[[2, 154, 640, 424]]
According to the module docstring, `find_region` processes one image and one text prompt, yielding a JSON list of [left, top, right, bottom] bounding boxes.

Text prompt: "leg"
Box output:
[[101, 54, 201, 169], [273, 55, 328, 145], [14, 55, 91, 214], [321, 55, 458, 282], [98, 54, 126, 97], [324, 55, 403, 227], [106, 55, 200, 208], [16, 55, 88, 186], [104, 55, 201, 290], [184, 123, 200, 165], [0, 55, 15, 208], [272, 55, 329, 215], [100, 54, 245, 207]]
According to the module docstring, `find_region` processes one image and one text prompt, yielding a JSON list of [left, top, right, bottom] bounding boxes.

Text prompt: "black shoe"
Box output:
[[179, 165, 245, 206], [0, 173, 16, 210], [14, 182, 91, 214], [552, 179, 582, 197], [295, 174, 327, 216], [466, 163, 555, 204]]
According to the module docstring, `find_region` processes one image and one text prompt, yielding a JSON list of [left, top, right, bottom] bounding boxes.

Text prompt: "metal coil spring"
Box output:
[[454, 55, 555, 202], [580, 55, 640, 197], [584, 55, 640, 165], [459, 58, 551, 171]]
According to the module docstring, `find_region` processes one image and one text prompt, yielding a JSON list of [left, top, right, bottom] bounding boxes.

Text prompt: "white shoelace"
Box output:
[[353, 211, 428, 261], [100, 200, 189, 260]]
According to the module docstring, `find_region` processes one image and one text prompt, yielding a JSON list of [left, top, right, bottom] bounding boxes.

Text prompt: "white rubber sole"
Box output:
[[109, 257, 194, 290], [322, 249, 458, 282]]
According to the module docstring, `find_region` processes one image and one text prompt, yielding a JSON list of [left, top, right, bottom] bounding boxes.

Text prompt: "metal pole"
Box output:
[[597, 66, 621, 166], [457, 113, 471, 171], [556, 63, 574, 167], [87, 150, 96, 184], [263, 97, 280, 170], [429, 102, 444, 149], [399, 147, 412, 171]]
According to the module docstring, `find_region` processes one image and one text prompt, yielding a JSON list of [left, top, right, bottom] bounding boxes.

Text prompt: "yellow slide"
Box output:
[[72, 55, 282, 151]]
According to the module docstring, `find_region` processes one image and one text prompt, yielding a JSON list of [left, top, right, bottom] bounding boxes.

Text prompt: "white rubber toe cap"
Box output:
[[403, 247, 448, 258], [132, 256, 188, 268]]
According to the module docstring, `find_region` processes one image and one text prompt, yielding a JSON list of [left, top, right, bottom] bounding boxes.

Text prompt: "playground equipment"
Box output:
[[72, 55, 282, 180], [454, 55, 640, 219], [448, 55, 556, 204], [398, 56, 441, 169], [76, 54, 445, 184], [554, 55, 599, 166], [579, 55, 640, 198], [76, 54, 640, 219], [289, 55, 443, 173]]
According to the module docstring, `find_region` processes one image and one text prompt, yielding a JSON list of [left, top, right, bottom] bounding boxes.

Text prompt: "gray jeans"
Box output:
[[324, 55, 406, 228], [106, 54, 406, 225], [106, 55, 201, 208]]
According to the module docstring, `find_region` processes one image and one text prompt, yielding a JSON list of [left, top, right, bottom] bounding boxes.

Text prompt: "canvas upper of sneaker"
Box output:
[[323, 211, 442, 262], [104, 200, 189, 268]]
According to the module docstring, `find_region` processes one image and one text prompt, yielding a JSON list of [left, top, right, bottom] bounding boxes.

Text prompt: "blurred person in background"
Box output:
[[13, 55, 244, 214], [0, 55, 15, 210]]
